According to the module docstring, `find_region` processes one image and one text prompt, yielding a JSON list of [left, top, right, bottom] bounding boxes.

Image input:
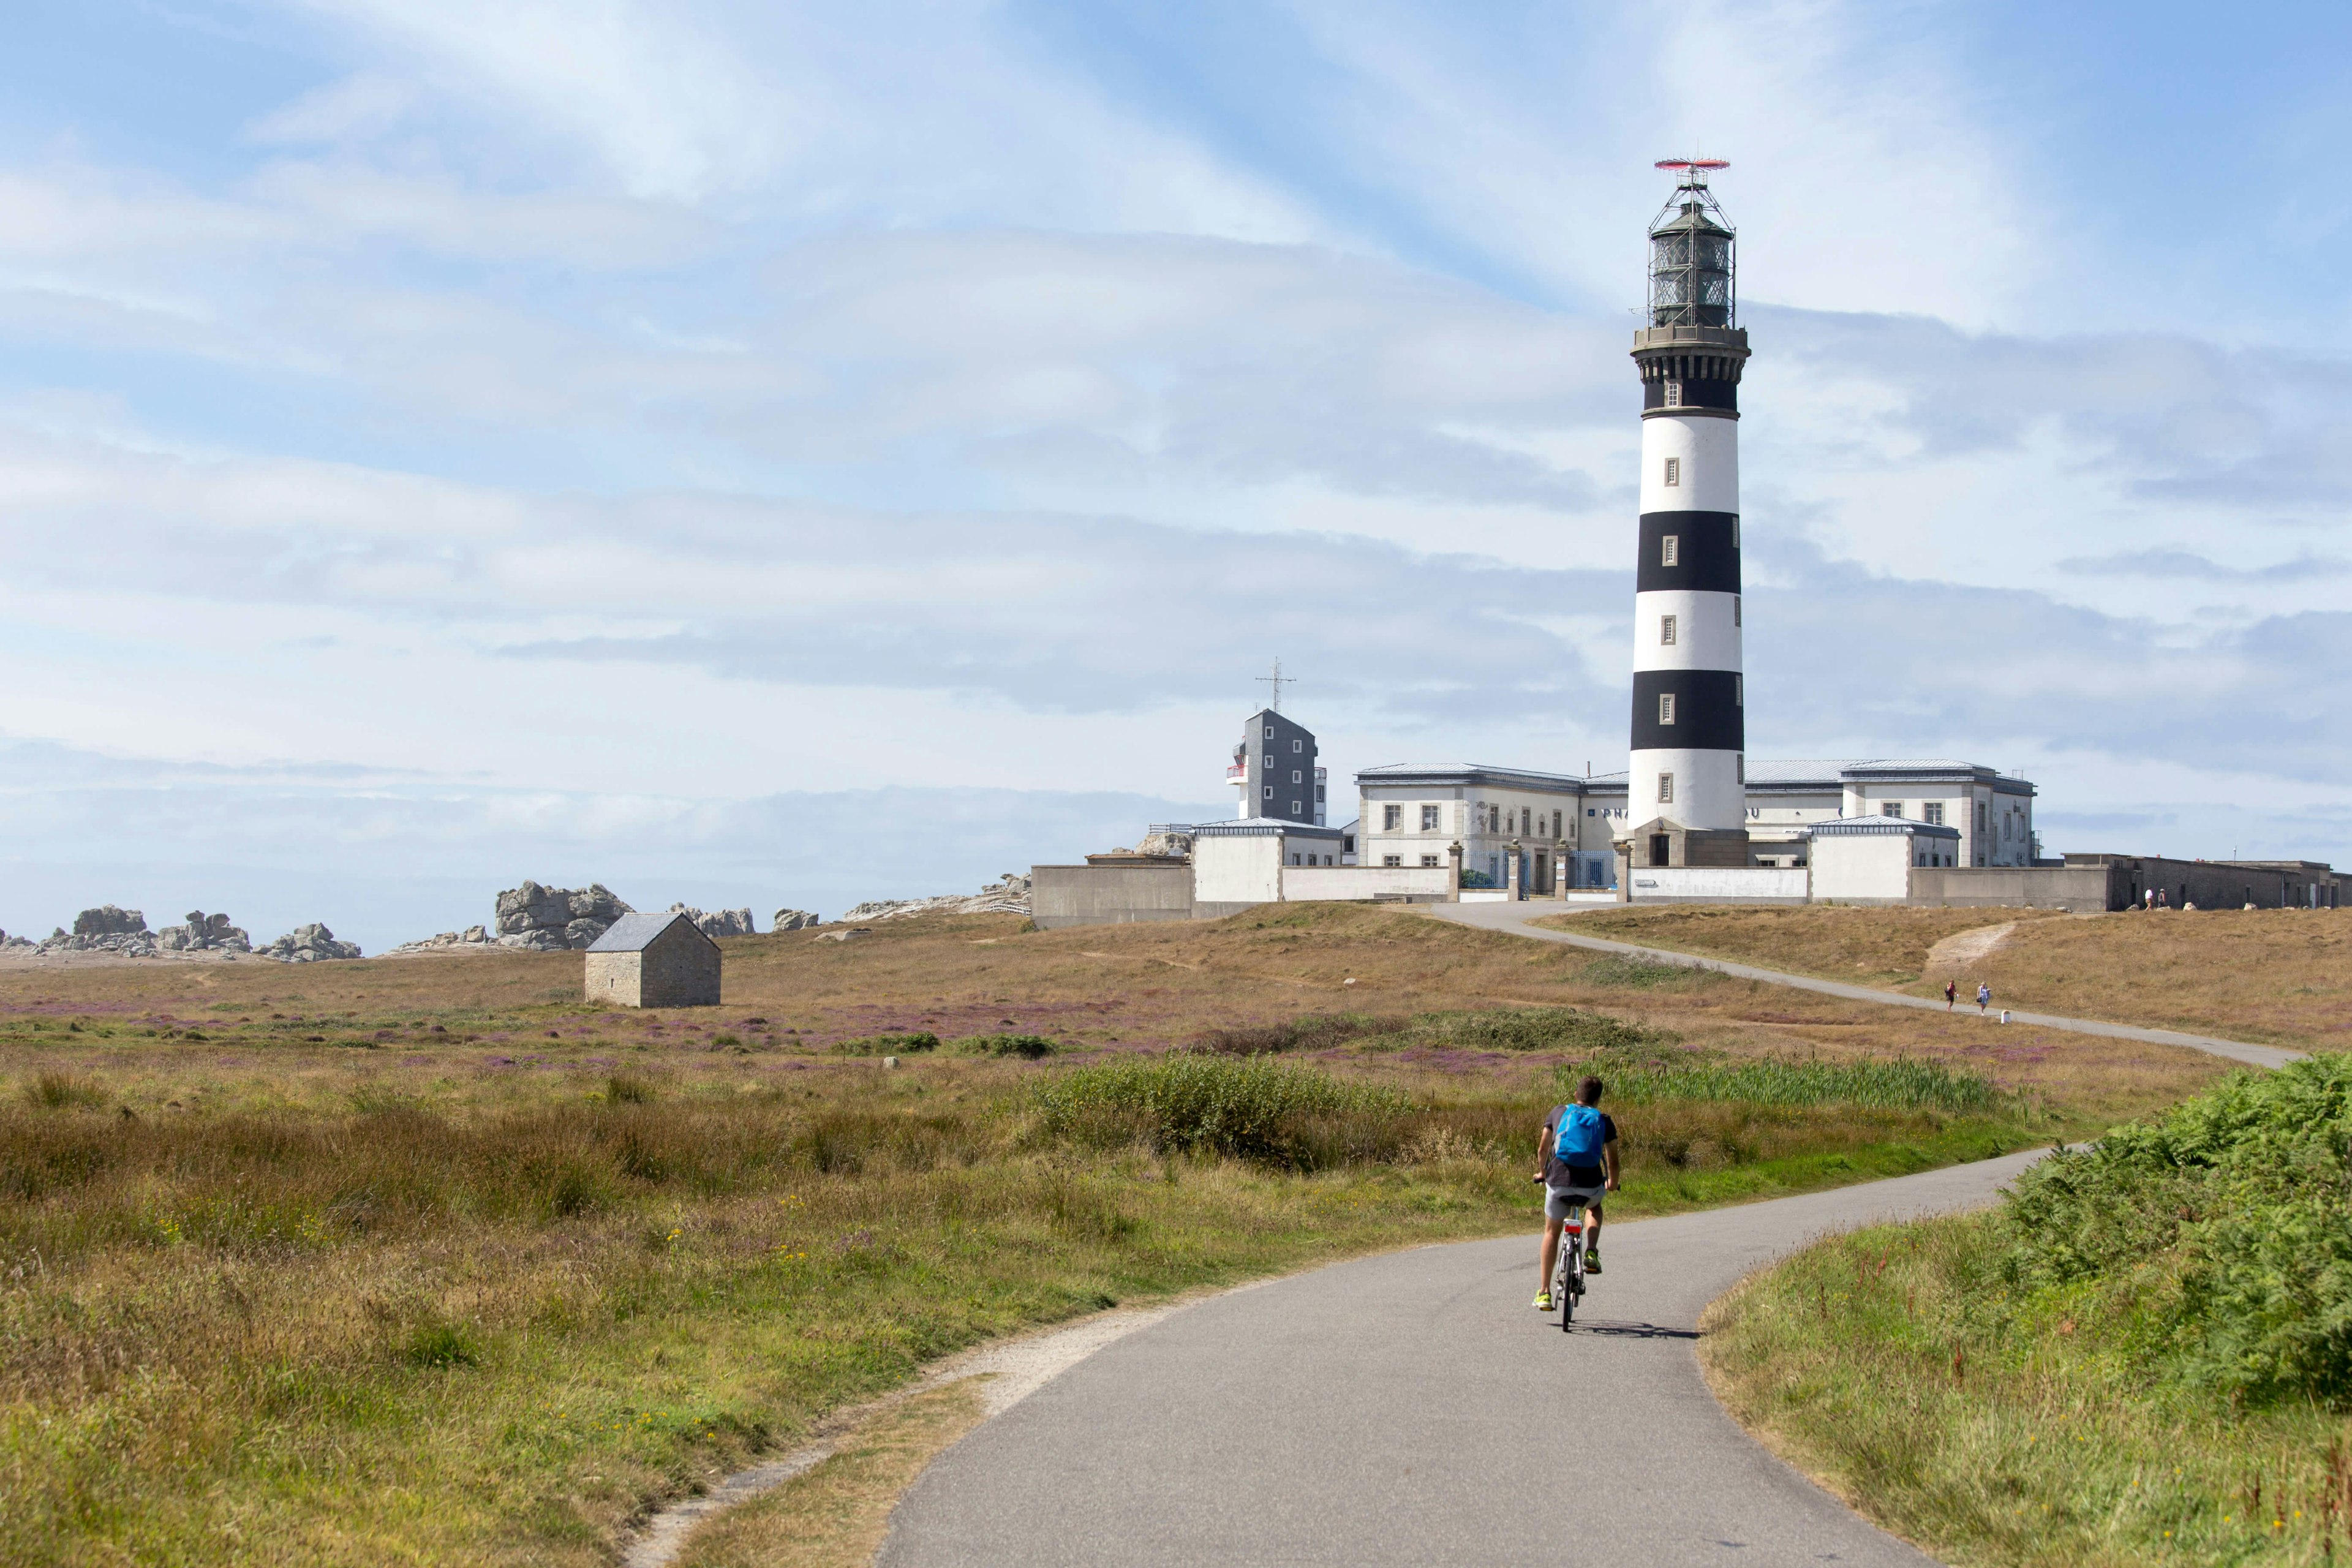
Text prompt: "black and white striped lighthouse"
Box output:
[[1626, 157, 1751, 867]]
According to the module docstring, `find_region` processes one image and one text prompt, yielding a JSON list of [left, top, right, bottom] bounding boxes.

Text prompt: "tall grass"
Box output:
[[1191, 1005, 1650, 1056], [1561, 1053, 2005, 1115], [1032, 1055, 1412, 1166]]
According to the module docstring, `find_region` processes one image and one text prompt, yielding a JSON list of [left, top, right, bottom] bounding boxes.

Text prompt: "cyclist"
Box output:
[[1533, 1075, 1621, 1310]]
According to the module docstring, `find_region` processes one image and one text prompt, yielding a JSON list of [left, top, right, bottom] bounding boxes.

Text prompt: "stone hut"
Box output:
[[584, 912, 722, 1008]]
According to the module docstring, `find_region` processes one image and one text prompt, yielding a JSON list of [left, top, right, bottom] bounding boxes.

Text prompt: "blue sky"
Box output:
[[1, 0, 2346, 951]]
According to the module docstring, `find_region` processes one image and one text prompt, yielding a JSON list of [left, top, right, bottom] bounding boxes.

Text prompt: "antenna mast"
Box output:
[[1256, 659, 1293, 714]]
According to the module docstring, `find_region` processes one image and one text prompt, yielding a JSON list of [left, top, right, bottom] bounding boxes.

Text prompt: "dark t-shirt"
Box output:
[[1540, 1106, 1618, 1189]]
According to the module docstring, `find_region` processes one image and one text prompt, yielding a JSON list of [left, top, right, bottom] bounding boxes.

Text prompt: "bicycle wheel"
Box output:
[[1561, 1245, 1577, 1329]]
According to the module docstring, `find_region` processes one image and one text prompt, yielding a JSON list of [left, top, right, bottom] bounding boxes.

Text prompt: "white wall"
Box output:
[[1193, 835, 1282, 906], [1624, 867, 1808, 901], [1283, 865, 1454, 902], [1639, 413, 1740, 513], [1809, 834, 1914, 902]]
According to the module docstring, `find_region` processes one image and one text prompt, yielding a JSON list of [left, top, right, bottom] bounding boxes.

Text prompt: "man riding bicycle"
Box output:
[[1534, 1075, 1620, 1311]]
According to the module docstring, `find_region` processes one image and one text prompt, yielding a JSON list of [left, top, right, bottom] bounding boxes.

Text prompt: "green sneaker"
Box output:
[[1585, 1250, 1602, 1275], [1532, 1291, 1553, 1311]]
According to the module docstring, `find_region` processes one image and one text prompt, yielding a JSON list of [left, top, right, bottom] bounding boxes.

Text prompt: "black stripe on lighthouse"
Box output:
[[1629, 669, 1746, 751], [1637, 512, 1741, 594]]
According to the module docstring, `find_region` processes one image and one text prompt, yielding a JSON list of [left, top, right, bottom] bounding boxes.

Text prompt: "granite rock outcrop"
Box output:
[[837, 873, 1030, 923], [667, 904, 757, 938], [157, 911, 252, 952], [772, 908, 823, 930], [494, 881, 632, 951], [263, 924, 363, 963]]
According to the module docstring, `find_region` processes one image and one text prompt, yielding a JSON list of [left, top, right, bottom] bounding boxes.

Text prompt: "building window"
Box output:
[[1288, 853, 1299, 865], [1735, 674, 1743, 706], [1291, 801, 1302, 815], [1734, 596, 1741, 627], [1732, 518, 1740, 548], [1551, 810, 1562, 839], [1924, 802, 1945, 826], [1488, 805, 1500, 832], [1663, 456, 1681, 486], [1315, 784, 1325, 802], [1658, 692, 1676, 725], [1384, 804, 1401, 830], [1262, 753, 1272, 769], [1660, 534, 1679, 567], [1291, 770, 1302, 784], [1736, 755, 1744, 785], [1659, 614, 1677, 646], [1663, 377, 1683, 407], [1521, 807, 1531, 834], [1882, 802, 1902, 818], [1976, 801, 1987, 834], [1420, 854, 1441, 868], [1420, 805, 1441, 831], [1342, 835, 1354, 853], [1658, 772, 1675, 804], [1292, 739, 1303, 752], [1264, 785, 1274, 800], [1264, 725, 1274, 738], [1382, 854, 1402, 867]]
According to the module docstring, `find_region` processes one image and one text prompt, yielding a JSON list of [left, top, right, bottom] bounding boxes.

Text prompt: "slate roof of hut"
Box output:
[[586, 911, 702, 953]]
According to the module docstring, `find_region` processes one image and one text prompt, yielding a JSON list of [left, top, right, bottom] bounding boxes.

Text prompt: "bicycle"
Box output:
[[1551, 1200, 1591, 1330]]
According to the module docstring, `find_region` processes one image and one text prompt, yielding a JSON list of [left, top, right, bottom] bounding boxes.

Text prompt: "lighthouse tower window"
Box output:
[[1659, 614, 1677, 646], [1657, 772, 1675, 804], [1663, 377, 1683, 407], [1660, 535, 1679, 567], [1663, 456, 1681, 486], [1658, 693, 1676, 725]]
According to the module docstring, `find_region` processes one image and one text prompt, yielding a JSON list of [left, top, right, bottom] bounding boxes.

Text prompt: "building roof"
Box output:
[[1356, 763, 1593, 791], [586, 911, 706, 952], [1806, 815, 1962, 840], [1193, 816, 1346, 840]]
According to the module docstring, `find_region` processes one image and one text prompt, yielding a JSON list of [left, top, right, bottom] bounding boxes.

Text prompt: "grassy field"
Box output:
[[1554, 905, 2352, 1050], [0, 904, 2228, 1565], [1703, 1055, 2352, 1567]]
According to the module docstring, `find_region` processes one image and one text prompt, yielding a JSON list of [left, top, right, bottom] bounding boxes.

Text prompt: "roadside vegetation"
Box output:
[[1706, 1054, 2352, 1567], [0, 903, 2228, 1564]]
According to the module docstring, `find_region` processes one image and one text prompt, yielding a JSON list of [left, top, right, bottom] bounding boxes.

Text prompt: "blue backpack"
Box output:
[[1554, 1103, 1605, 1163]]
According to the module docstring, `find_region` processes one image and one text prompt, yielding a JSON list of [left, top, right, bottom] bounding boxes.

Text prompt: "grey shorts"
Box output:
[[1545, 1185, 1606, 1221]]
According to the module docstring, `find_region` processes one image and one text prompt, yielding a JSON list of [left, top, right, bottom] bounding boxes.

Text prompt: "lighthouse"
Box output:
[[1623, 158, 1752, 875]]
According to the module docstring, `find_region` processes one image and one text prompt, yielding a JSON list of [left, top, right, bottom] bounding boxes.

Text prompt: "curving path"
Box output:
[[1428, 900, 2302, 1070], [880, 1151, 2051, 1568]]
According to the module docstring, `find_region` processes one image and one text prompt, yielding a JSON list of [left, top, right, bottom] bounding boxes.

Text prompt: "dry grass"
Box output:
[[1554, 904, 2352, 1050], [0, 903, 2232, 1565], [672, 1381, 986, 1568]]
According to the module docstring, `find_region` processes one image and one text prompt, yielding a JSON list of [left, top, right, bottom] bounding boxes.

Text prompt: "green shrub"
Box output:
[[21, 1072, 107, 1110], [1578, 955, 1701, 989], [2002, 1054, 2352, 1404], [1190, 1014, 1406, 1055], [1434, 1007, 1647, 1054], [1033, 1055, 1411, 1167], [829, 1032, 940, 1056], [952, 1033, 1057, 1059], [1558, 1054, 2002, 1115], [605, 1072, 655, 1104], [400, 1318, 480, 1370]]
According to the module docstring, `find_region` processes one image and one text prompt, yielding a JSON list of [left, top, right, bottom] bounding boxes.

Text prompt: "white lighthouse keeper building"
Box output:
[[1621, 158, 1754, 875]]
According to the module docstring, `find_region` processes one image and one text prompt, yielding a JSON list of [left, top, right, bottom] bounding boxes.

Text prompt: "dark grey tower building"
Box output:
[[1627, 157, 1751, 867], [1231, 709, 1320, 823]]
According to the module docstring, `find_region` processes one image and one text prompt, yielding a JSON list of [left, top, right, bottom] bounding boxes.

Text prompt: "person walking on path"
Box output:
[[1976, 982, 1992, 1016], [1944, 980, 1957, 1010]]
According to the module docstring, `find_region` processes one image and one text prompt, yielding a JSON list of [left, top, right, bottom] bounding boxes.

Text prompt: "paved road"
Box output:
[[881, 1151, 2051, 1568], [1428, 900, 2302, 1070]]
